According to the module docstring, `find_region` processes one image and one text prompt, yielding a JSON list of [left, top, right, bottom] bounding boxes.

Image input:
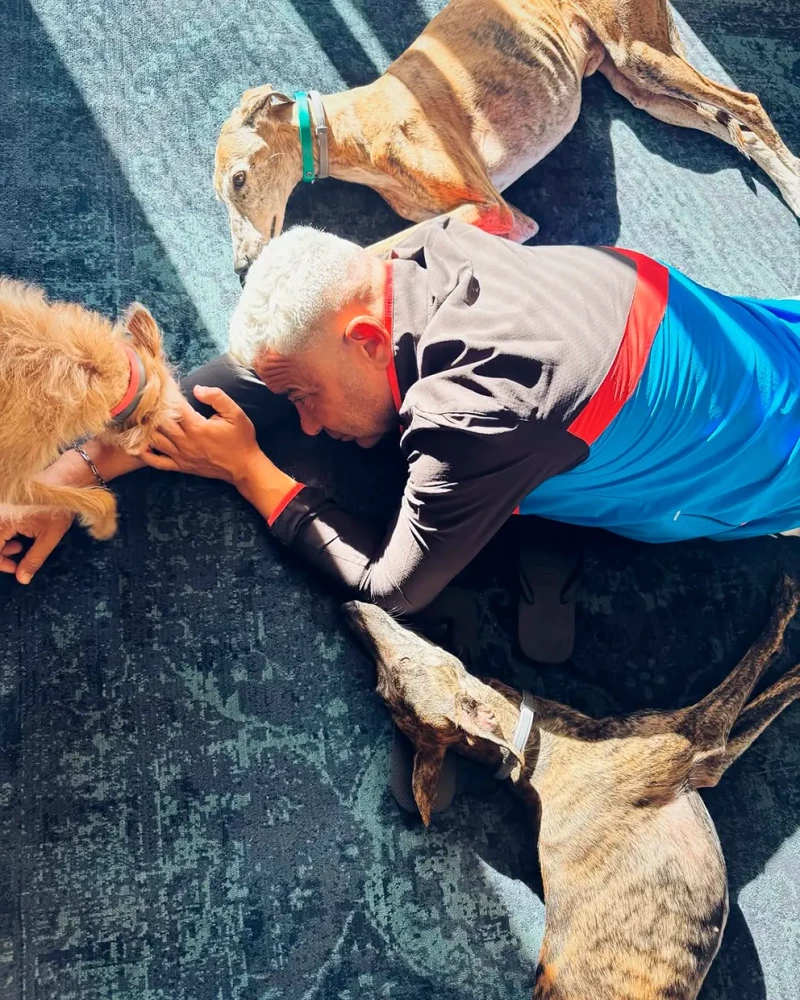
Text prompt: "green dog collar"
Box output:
[[295, 90, 316, 183]]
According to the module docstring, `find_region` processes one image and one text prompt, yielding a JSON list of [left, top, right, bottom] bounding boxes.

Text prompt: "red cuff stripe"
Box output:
[[567, 248, 669, 446], [383, 261, 402, 412], [267, 482, 305, 527]]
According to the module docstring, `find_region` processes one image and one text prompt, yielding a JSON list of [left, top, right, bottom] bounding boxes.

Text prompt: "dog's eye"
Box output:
[[232, 171, 247, 191]]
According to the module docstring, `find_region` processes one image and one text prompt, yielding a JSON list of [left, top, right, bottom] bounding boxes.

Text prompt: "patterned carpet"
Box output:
[[1, 1, 799, 998]]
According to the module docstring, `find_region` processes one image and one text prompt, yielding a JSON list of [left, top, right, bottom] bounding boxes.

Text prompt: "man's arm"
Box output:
[[266, 423, 586, 615]]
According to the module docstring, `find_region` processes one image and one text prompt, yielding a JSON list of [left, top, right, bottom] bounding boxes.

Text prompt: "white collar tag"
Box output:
[[307, 90, 329, 180], [494, 690, 535, 780]]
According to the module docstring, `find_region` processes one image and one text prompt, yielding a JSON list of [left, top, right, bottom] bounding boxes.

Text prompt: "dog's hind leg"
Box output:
[[680, 576, 799, 783], [597, 59, 800, 216], [580, 0, 800, 214], [693, 663, 800, 787], [23, 481, 118, 540]]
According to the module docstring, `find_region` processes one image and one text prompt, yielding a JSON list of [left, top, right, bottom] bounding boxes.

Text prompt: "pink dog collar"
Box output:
[[110, 345, 147, 424]]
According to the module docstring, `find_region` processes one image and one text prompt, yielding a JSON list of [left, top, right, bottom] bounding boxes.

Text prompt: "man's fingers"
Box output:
[[149, 430, 180, 457], [0, 526, 25, 572], [16, 523, 68, 585], [194, 385, 243, 422], [0, 552, 19, 573], [140, 449, 182, 473]]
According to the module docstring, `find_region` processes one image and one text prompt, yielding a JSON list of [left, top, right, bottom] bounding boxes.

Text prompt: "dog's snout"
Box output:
[[235, 259, 251, 287]]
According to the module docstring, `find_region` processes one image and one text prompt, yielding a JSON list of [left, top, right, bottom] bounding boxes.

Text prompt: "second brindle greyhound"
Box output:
[[344, 576, 800, 1000]]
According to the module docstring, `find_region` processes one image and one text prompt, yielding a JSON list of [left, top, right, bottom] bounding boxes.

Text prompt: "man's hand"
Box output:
[[141, 385, 264, 485], [0, 508, 74, 584]]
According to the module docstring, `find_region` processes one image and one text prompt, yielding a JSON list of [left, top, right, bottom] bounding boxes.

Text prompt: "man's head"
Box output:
[[214, 85, 302, 280], [228, 226, 396, 448]]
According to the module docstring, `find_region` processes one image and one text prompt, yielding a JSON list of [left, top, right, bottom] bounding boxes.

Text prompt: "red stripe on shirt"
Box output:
[[268, 481, 305, 527], [384, 261, 402, 412], [567, 249, 669, 446]]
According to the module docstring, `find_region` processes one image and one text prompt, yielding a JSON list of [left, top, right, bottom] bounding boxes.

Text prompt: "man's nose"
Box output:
[[299, 411, 323, 436]]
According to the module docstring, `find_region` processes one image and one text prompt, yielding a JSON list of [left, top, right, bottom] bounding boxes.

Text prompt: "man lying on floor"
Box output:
[[4, 217, 800, 636]]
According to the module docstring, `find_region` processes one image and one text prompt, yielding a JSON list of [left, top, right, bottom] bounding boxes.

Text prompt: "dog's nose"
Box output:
[[234, 258, 251, 287]]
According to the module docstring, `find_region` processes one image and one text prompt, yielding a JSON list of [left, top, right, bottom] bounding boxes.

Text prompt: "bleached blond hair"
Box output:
[[228, 226, 371, 366]]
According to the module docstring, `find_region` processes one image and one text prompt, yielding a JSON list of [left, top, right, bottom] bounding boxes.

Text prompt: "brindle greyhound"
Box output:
[[215, 0, 800, 275], [343, 576, 800, 1000]]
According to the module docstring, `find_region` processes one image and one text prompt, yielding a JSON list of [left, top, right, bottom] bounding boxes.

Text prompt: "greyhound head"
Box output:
[[214, 85, 302, 281], [343, 601, 523, 823]]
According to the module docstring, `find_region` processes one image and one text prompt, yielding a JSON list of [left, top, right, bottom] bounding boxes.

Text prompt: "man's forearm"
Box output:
[[38, 440, 144, 488], [233, 451, 299, 523]]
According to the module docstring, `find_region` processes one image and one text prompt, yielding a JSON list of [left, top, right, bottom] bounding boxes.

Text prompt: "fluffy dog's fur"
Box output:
[[0, 278, 178, 539]]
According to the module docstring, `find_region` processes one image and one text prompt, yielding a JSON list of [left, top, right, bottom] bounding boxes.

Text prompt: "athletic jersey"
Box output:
[[268, 217, 800, 614], [522, 269, 800, 540]]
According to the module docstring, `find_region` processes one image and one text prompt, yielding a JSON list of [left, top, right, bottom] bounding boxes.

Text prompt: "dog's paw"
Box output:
[[508, 206, 539, 243], [85, 509, 118, 541]]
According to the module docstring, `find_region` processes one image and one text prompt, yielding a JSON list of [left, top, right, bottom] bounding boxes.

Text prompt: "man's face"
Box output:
[[254, 318, 396, 448]]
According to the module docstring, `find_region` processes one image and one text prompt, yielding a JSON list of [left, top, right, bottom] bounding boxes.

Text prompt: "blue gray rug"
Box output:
[[1, 2, 799, 998]]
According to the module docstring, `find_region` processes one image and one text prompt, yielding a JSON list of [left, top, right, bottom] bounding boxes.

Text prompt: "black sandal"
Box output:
[[518, 540, 583, 664]]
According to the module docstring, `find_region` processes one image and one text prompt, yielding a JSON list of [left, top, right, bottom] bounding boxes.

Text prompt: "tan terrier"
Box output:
[[345, 576, 800, 1000], [215, 0, 800, 274], [0, 278, 179, 540]]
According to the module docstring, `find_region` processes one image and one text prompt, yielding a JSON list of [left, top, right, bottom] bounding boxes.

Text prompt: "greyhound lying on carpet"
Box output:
[[344, 577, 800, 1000], [215, 0, 800, 274]]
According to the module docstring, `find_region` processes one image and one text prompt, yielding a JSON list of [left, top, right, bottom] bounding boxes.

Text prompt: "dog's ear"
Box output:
[[240, 85, 294, 126], [412, 745, 446, 826], [457, 691, 519, 762], [122, 303, 162, 356]]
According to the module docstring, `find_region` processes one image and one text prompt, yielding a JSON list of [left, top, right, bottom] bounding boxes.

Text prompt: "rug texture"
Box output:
[[1, 1, 799, 998]]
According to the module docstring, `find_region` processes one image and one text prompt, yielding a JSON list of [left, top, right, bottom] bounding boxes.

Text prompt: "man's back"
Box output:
[[389, 218, 639, 433]]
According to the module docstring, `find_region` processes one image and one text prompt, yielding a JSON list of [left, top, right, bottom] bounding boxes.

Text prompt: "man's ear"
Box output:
[[412, 746, 446, 826], [344, 316, 392, 365]]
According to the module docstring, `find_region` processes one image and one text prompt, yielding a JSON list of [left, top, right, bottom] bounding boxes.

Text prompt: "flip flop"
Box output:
[[518, 540, 582, 664], [389, 724, 458, 816]]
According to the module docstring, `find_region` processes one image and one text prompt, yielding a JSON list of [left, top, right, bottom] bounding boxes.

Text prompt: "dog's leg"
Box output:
[[23, 481, 118, 540], [598, 59, 800, 215], [369, 128, 539, 252], [693, 663, 800, 787], [582, 0, 800, 215], [681, 576, 799, 782], [366, 198, 538, 256]]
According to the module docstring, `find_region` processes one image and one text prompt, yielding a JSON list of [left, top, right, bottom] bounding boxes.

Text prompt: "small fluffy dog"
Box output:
[[0, 278, 179, 539]]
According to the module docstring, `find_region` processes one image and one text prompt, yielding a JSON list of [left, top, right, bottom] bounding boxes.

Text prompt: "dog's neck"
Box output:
[[490, 688, 558, 795], [306, 86, 396, 186], [109, 344, 147, 423]]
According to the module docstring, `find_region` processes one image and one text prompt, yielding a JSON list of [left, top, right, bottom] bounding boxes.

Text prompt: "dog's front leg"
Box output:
[[367, 199, 538, 256]]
